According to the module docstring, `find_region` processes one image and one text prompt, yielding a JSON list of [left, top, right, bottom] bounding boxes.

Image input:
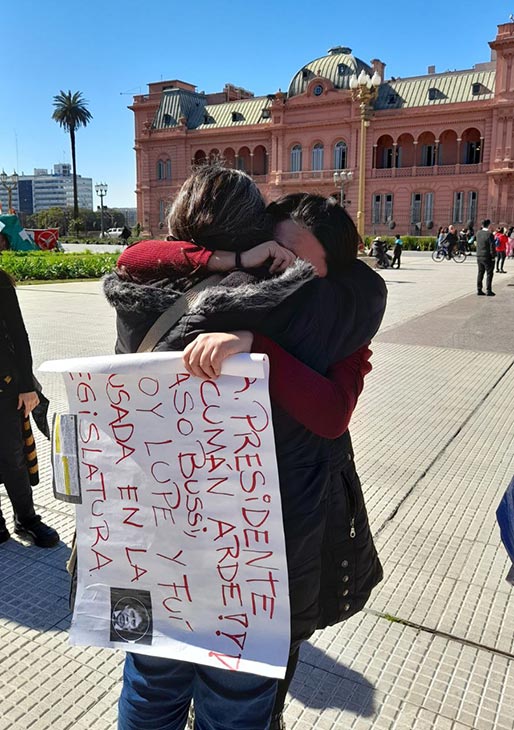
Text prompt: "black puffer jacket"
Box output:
[[104, 258, 386, 648]]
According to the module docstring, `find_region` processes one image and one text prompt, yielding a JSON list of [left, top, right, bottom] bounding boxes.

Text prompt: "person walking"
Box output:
[[495, 226, 508, 273], [391, 235, 403, 268], [476, 219, 496, 296], [0, 268, 59, 547]]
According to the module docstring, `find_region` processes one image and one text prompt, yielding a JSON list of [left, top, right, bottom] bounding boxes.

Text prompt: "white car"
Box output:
[[106, 227, 125, 238]]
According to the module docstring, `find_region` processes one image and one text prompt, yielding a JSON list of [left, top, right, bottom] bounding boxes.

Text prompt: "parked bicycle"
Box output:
[[432, 245, 466, 263]]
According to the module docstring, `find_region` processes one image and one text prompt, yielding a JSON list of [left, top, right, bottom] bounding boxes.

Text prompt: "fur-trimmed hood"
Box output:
[[103, 258, 316, 319]]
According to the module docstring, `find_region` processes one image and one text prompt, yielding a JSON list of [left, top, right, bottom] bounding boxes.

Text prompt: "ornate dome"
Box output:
[[287, 46, 373, 97]]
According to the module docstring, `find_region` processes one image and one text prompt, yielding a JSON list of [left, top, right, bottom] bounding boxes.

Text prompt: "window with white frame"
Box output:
[[453, 191, 464, 223], [312, 143, 324, 171], [372, 194, 382, 224], [424, 192, 434, 223], [334, 141, 347, 170], [411, 193, 422, 223], [384, 193, 393, 222], [290, 145, 302, 172], [157, 160, 165, 180], [372, 193, 394, 223], [165, 159, 172, 179], [467, 191, 478, 222]]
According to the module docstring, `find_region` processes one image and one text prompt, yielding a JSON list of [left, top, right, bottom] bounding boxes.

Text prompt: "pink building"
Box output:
[[131, 22, 514, 238]]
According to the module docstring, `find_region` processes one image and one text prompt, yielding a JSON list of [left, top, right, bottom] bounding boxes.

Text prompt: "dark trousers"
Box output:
[[0, 395, 37, 529], [118, 653, 278, 729], [477, 259, 494, 293], [496, 251, 506, 271], [391, 253, 401, 268], [272, 647, 300, 719]]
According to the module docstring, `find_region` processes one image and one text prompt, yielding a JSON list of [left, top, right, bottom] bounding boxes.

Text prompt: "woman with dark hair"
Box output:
[[105, 167, 385, 730], [0, 268, 59, 547]]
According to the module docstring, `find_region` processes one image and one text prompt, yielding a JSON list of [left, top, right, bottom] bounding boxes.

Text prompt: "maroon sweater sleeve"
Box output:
[[252, 333, 371, 439], [117, 240, 212, 281]]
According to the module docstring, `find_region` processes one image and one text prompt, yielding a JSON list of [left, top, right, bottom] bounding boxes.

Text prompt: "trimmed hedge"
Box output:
[[0, 250, 119, 281], [364, 235, 437, 251], [59, 236, 140, 245]]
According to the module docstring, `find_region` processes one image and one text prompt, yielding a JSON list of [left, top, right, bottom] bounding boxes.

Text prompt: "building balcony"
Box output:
[[371, 163, 483, 178], [277, 169, 351, 184]]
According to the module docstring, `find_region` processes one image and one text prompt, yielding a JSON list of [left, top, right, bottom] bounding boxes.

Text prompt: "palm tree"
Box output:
[[52, 90, 93, 220]]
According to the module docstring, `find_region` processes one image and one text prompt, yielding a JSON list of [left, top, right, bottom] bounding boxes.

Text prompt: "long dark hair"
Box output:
[[0, 267, 16, 287], [167, 164, 272, 251], [267, 193, 359, 272]]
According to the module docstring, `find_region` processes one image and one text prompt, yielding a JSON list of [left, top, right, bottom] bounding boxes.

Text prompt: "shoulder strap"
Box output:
[[137, 274, 223, 353]]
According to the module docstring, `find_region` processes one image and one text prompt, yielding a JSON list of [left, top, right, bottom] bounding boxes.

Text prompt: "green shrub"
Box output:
[[0, 250, 119, 281]]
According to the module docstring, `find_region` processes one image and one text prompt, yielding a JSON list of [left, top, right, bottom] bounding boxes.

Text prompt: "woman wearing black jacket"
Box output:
[[0, 269, 59, 547]]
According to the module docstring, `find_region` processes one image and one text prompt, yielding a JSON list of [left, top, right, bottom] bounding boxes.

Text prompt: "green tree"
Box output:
[[52, 90, 93, 220]]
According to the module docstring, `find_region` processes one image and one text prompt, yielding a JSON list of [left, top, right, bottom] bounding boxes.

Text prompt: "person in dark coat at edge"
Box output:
[[0, 266, 59, 547], [104, 166, 386, 730], [476, 218, 496, 296]]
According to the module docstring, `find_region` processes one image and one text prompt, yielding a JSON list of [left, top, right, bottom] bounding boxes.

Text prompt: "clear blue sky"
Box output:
[[2, 0, 512, 207]]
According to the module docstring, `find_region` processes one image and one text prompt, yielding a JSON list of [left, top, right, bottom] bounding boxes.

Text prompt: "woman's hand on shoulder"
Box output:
[[183, 331, 254, 379], [17, 391, 39, 417]]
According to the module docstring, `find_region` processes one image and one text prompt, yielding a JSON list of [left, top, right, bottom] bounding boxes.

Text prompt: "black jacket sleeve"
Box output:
[[0, 272, 34, 392]]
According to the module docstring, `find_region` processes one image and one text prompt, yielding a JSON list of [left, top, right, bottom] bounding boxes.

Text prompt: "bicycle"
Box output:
[[432, 245, 466, 263]]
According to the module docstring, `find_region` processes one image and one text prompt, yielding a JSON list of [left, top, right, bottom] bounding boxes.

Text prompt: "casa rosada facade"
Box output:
[[131, 22, 514, 238]]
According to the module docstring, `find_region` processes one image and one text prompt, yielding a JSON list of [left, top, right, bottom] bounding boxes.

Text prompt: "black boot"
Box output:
[[14, 517, 59, 547]]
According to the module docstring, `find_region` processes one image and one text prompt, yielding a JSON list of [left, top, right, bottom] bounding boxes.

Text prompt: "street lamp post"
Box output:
[[1, 170, 19, 213], [95, 182, 108, 238], [349, 70, 381, 239], [333, 169, 353, 207]]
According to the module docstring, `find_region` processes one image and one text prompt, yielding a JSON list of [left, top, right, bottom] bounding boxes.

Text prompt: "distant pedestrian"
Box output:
[[507, 227, 514, 258], [391, 235, 403, 268], [369, 237, 391, 268], [476, 219, 496, 296], [436, 227, 445, 251], [495, 227, 508, 273], [458, 228, 468, 253]]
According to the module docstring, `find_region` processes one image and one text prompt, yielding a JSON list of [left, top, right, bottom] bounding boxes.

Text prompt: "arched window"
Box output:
[[334, 141, 347, 170], [290, 144, 302, 172], [312, 143, 324, 171], [157, 160, 165, 180], [165, 159, 172, 179]]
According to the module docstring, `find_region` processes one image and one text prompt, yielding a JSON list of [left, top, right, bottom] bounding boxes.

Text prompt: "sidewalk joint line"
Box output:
[[375, 356, 514, 536], [364, 608, 514, 660]]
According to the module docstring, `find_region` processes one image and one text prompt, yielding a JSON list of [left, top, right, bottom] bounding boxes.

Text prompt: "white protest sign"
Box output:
[[40, 352, 290, 678]]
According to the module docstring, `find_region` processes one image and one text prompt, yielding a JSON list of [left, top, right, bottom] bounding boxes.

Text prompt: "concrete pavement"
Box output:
[[1, 252, 513, 729]]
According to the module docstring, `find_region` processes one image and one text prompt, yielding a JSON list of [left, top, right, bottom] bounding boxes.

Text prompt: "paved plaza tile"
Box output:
[[1, 253, 513, 729]]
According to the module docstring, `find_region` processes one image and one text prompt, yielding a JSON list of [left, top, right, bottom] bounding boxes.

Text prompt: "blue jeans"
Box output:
[[118, 653, 278, 730]]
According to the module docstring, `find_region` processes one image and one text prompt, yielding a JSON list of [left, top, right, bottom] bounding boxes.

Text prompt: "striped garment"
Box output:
[[0, 374, 40, 486]]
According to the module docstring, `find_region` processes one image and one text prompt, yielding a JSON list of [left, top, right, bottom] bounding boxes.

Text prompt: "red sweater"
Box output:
[[495, 233, 508, 253], [117, 240, 372, 438]]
